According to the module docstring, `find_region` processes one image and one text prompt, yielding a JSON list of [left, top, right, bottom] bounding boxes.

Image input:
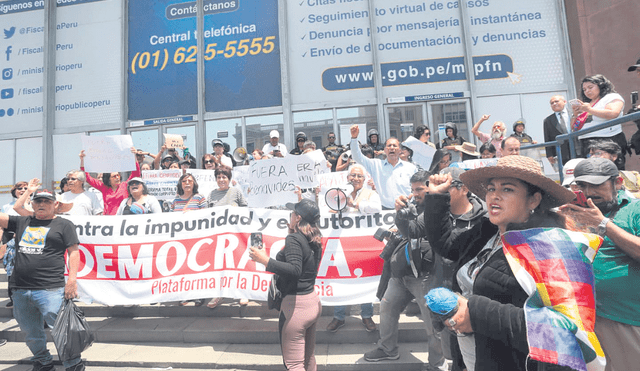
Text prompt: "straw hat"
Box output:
[[454, 142, 480, 157], [459, 155, 575, 208]]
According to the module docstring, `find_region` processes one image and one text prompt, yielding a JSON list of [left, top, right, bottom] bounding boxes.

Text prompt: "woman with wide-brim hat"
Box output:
[[422, 155, 605, 371]]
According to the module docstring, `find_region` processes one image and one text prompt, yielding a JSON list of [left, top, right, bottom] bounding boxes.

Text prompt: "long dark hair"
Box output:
[[580, 74, 616, 102], [505, 180, 574, 231], [293, 215, 323, 260]]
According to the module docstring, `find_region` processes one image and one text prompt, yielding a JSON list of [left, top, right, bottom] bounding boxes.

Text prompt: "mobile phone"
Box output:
[[571, 190, 588, 207], [250, 232, 264, 249], [273, 149, 280, 155], [568, 99, 581, 107]]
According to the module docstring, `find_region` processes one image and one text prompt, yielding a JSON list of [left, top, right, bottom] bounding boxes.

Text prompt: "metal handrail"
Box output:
[[521, 111, 640, 183]]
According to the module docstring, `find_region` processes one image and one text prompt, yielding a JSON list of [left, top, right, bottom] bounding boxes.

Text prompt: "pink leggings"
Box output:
[[278, 291, 322, 371]]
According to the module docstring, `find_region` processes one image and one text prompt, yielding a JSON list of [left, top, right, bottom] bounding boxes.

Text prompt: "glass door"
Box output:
[[386, 103, 426, 142]]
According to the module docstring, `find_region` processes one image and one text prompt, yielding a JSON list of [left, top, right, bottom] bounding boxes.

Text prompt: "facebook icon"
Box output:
[[5, 46, 12, 61]]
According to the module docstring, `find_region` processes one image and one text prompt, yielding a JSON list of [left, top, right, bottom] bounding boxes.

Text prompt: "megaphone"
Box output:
[[233, 147, 248, 163]]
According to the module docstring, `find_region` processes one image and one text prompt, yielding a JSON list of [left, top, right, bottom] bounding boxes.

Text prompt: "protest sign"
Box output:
[[65, 207, 393, 306], [245, 150, 329, 208], [456, 158, 498, 170], [402, 136, 436, 171], [186, 169, 217, 201], [81, 135, 136, 173], [141, 169, 182, 201], [163, 133, 184, 149]]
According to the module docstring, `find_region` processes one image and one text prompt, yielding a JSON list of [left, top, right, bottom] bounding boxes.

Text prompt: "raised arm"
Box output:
[[13, 178, 39, 216], [153, 145, 167, 170], [471, 114, 490, 139]]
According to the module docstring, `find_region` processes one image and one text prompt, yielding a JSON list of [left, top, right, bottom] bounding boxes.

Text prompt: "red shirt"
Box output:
[[82, 162, 141, 215]]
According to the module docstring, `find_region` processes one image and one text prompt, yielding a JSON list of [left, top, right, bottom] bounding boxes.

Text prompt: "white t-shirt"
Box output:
[[578, 93, 625, 139], [58, 190, 104, 215], [262, 142, 288, 157]]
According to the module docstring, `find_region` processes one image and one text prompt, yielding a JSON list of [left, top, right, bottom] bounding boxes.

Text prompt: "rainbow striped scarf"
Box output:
[[502, 228, 606, 371]]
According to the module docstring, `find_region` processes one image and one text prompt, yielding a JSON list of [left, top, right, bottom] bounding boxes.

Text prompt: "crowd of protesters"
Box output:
[[2, 67, 640, 371]]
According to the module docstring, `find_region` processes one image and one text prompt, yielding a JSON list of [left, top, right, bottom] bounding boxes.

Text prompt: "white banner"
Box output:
[[64, 207, 395, 306], [81, 135, 136, 173], [402, 136, 436, 170], [186, 169, 218, 201]]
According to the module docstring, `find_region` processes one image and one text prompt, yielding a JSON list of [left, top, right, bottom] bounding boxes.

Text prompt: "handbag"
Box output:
[[267, 274, 283, 311]]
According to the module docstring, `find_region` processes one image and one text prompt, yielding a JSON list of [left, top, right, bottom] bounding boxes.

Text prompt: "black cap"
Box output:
[[440, 167, 466, 186], [628, 58, 640, 72], [285, 199, 320, 224], [32, 189, 56, 202], [573, 158, 619, 185], [162, 154, 174, 162]]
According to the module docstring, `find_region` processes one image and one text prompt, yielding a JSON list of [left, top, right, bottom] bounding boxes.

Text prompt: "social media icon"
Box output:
[[2, 68, 12, 80], [5, 46, 12, 61], [1, 88, 13, 99], [4, 26, 16, 39]]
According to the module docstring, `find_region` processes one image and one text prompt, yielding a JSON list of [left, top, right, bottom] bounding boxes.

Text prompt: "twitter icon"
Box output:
[[4, 27, 16, 39]]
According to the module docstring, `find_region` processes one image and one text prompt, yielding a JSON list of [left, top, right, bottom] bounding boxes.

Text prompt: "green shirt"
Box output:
[[593, 190, 640, 326]]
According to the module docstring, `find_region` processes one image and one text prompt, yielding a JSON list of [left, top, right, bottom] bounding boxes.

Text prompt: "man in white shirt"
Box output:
[[58, 171, 103, 215], [261, 130, 287, 158]]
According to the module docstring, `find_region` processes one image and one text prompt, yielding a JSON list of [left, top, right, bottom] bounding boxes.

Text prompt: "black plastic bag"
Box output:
[[52, 299, 95, 361]]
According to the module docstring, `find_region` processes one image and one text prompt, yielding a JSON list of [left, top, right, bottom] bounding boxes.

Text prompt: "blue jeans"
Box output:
[[12, 288, 82, 368], [333, 303, 373, 320], [378, 275, 444, 367]]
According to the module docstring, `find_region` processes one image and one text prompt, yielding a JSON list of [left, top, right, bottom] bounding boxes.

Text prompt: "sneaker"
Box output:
[[362, 317, 377, 332], [326, 318, 345, 333], [239, 299, 249, 306], [6, 300, 13, 308], [32, 362, 55, 371], [65, 361, 85, 371], [364, 348, 399, 362], [193, 299, 205, 307], [0, 339, 6, 347], [179, 300, 190, 306], [207, 297, 222, 309]]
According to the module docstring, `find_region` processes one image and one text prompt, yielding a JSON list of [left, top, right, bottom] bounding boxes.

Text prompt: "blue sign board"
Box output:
[[127, 0, 282, 120]]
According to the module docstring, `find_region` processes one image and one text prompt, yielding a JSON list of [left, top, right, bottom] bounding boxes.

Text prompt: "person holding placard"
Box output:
[[79, 148, 141, 215]]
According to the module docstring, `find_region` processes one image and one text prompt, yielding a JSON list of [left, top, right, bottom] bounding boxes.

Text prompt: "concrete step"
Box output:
[[0, 340, 437, 371], [0, 314, 428, 345]]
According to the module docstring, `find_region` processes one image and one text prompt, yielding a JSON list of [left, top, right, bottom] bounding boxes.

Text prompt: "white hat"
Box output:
[[562, 158, 585, 187], [269, 130, 280, 138]]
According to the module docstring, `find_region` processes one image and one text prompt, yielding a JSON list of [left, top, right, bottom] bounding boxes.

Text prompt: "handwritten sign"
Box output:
[[81, 135, 136, 173], [141, 169, 182, 200], [244, 150, 330, 208], [402, 136, 436, 171], [163, 134, 184, 149], [186, 169, 218, 200]]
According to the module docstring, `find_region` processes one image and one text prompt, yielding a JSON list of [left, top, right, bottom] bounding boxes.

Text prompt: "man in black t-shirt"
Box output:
[[0, 189, 84, 371]]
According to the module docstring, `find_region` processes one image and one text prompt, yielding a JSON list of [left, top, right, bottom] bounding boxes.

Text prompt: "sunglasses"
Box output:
[[68, 177, 79, 181], [467, 248, 493, 278], [17, 187, 28, 190], [204, 160, 216, 164], [328, 136, 335, 139]]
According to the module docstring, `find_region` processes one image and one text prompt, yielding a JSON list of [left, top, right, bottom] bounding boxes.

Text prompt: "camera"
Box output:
[[324, 148, 342, 164], [396, 202, 418, 221], [376, 228, 405, 261]]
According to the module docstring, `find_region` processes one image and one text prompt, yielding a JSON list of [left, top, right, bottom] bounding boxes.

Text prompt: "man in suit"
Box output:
[[544, 95, 573, 165]]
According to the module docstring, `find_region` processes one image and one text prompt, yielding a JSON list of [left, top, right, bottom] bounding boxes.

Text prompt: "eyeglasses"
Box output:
[[328, 136, 335, 139], [68, 177, 79, 181], [348, 174, 365, 179], [17, 187, 28, 190], [204, 160, 216, 164], [588, 150, 608, 158], [425, 132, 431, 136]]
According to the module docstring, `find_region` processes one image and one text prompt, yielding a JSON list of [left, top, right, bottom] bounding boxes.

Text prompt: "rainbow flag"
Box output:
[[502, 228, 605, 371]]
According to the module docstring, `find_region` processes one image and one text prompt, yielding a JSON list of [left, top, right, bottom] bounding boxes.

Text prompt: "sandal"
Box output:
[[207, 297, 222, 309], [194, 299, 205, 307]]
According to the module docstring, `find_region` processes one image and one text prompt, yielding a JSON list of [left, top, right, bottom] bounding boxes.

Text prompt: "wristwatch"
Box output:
[[597, 217, 610, 237]]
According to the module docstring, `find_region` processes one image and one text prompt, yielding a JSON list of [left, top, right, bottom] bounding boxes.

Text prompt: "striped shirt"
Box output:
[[171, 194, 207, 212]]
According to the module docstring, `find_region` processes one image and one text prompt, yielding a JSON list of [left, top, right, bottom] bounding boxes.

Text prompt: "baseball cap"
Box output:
[[573, 157, 618, 185], [628, 58, 640, 72], [32, 189, 56, 202], [440, 167, 465, 185], [211, 139, 224, 147], [285, 199, 320, 224], [561, 158, 584, 187], [128, 177, 144, 185], [269, 130, 280, 138]]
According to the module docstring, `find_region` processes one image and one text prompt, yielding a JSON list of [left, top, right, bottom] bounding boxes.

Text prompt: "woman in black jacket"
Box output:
[[423, 156, 597, 371], [249, 199, 323, 371]]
